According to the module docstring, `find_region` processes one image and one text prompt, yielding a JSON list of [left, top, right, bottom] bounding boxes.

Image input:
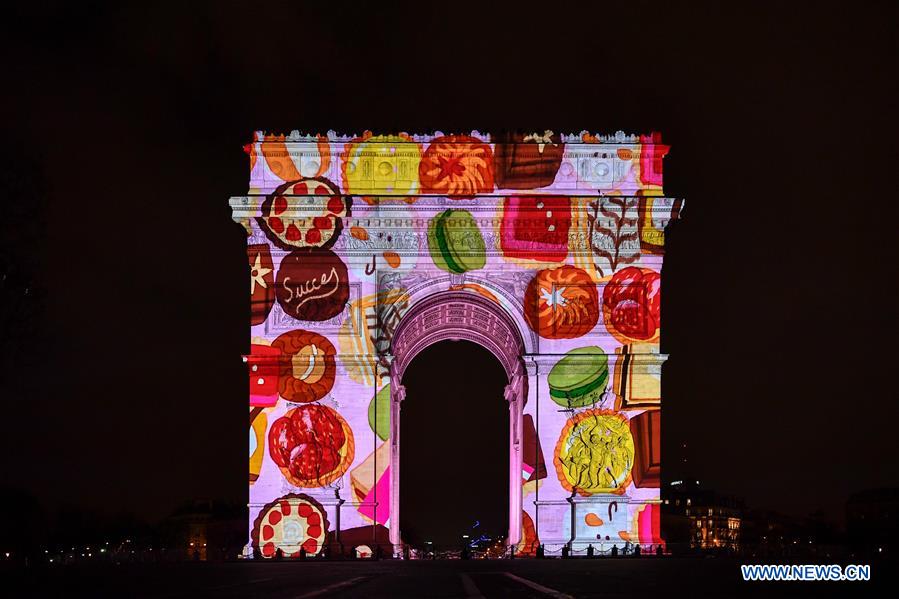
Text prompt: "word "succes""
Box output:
[[281, 267, 341, 308]]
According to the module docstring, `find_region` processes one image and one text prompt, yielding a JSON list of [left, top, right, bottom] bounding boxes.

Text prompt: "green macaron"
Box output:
[[547, 346, 609, 408], [368, 383, 391, 441], [427, 209, 486, 274]]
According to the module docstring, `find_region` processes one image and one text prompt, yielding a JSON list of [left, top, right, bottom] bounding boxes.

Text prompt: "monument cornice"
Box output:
[[251, 129, 659, 145]]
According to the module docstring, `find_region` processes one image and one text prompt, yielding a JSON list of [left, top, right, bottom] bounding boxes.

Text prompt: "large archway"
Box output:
[[399, 340, 508, 546], [387, 291, 528, 550]]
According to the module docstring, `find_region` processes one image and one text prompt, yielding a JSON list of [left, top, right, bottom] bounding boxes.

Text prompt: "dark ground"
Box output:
[[4, 557, 896, 598]]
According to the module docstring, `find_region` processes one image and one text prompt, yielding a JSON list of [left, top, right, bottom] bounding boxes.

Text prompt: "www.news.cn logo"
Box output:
[[741, 564, 871, 582]]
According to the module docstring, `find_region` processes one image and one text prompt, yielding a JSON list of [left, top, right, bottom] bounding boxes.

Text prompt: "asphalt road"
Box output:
[[5, 557, 894, 598]]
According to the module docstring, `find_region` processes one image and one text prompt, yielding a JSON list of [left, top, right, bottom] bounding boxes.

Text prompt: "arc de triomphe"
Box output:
[[233, 130, 681, 557]]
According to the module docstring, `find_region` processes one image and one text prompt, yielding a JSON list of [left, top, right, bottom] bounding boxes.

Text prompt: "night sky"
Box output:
[[1, 1, 895, 534]]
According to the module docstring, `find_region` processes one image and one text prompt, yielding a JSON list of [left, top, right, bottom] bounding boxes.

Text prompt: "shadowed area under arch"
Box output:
[[399, 340, 509, 547]]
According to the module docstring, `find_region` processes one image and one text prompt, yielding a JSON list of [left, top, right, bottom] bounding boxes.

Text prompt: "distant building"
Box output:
[[159, 499, 246, 561], [662, 480, 742, 551], [846, 488, 898, 554]]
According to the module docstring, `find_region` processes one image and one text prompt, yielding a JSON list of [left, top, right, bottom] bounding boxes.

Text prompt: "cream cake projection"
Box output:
[[231, 130, 682, 557]]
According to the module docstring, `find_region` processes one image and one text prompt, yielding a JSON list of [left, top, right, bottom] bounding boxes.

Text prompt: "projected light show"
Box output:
[[231, 130, 681, 557]]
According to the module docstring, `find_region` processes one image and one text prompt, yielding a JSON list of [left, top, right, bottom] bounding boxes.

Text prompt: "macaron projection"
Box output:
[[368, 383, 391, 441], [427, 209, 486, 274], [547, 347, 609, 408]]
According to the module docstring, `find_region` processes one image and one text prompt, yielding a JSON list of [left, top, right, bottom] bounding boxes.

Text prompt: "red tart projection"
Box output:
[[257, 177, 349, 251], [271, 329, 337, 403], [249, 410, 267, 484], [500, 196, 571, 262], [524, 265, 599, 339], [248, 244, 275, 325], [493, 130, 565, 189], [268, 404, 354, 488], [251, 493, 330, 558], [601, 266, 661, 344], [275, 249, 350, 322], [418, 135, 495, 196]]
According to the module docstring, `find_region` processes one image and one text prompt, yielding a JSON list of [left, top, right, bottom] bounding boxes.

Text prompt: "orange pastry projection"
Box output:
[[524, 265, 599, 339], [418, 135, 494, 196], [271, 330, 337, 403], [260, 133, 331, 182]]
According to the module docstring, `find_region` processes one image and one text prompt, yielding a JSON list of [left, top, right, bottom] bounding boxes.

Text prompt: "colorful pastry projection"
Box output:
[[547, 347, 609, 409], [271, 329, 336, 404], [251, 494, 330, 557], [276, 249, 350, 322], [257, 177, 349, 250], [268, 404, 354, 488], [427, 209, 486, 274], [554, 409, 635, 496], [524, 265, 599, 339], [418, 135, 494, 196], [500, 196, 571, 263]]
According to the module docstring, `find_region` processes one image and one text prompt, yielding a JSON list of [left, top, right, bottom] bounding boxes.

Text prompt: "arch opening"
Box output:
[[399, 340, 508, 547], [386, 290, 529, 551]]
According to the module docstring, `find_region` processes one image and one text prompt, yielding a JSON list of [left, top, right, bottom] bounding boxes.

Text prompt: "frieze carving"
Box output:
[[250, 129, 644, 145]]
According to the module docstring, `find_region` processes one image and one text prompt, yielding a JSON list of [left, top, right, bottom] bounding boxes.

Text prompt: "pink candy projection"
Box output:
[[231, 130, 682, 557]]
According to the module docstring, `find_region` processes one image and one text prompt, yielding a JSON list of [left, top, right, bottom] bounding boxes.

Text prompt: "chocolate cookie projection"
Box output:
[[494, 131, 565, 189], [257, 177, 350, 251], [276, 249, 350, 322], [248, 244, 275, 325], [629, 409, 660, 488], [271, 329, 337, 403]]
